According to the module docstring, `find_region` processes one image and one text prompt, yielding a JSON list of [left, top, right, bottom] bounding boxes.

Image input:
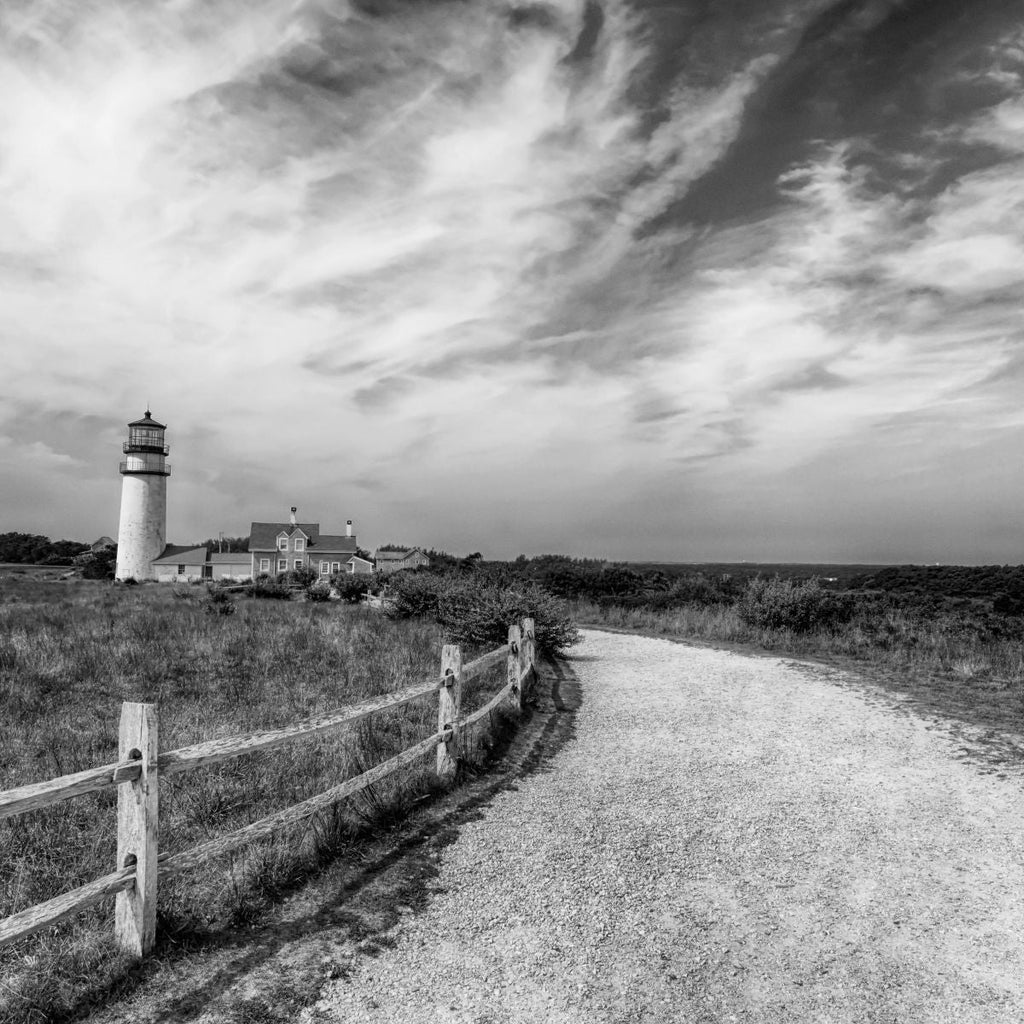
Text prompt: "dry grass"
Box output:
[[0, 578, 508, 1023]]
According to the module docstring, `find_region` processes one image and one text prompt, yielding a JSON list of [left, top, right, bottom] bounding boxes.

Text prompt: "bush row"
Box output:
[[384, 571, 579, 656], [736, 577, 857, 633]]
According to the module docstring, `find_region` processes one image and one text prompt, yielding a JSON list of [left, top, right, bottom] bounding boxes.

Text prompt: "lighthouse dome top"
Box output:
[[128, 410, 166, 429]]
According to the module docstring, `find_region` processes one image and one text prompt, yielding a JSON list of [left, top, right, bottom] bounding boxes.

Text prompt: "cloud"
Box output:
[[3, 0, 1024, 560]]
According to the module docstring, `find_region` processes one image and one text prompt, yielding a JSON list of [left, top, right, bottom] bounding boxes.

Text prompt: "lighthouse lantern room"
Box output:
[[116, 410, 171, 581]]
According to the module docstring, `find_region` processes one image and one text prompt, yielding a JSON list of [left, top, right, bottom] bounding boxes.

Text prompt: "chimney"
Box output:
[[290, 506, 297, 526], [346, 519, 353, 538]]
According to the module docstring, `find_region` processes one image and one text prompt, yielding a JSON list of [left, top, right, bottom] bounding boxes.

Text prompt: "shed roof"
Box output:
[[209, 552, 251, 564], [152, 545, 207, 564]]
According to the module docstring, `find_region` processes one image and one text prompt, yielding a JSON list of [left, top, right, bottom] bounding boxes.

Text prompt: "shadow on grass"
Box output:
[[59, 660, 583, 1024]]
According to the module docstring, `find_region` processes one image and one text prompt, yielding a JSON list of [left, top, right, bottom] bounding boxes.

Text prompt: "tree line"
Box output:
[[0, 532, 90, 565]]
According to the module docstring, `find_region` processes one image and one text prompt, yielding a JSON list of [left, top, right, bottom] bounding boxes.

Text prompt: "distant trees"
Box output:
[[424, 547, 460, 571], [850, 565, 1024, 609], [0, 532, 89, 565], [197, 536, 249, 554]]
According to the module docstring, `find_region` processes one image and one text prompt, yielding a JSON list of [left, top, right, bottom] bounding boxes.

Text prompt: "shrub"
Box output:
[[333, 574, 371, 604], [246, 574, 292, 600], [280, 565, 318, 590], [386, 572, 580, 656], [306, 580, 333, 603], [204, 585, 236, 615], [993, 592, 1024, 616], [76, 546, 117, 580], [737, 577, 856, 633], [438, 578, 580, 656], [385, 571, 445, 619]]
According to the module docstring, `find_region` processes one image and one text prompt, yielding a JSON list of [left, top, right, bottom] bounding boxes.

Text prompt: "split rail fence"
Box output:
[[0, 618, 537, 958]]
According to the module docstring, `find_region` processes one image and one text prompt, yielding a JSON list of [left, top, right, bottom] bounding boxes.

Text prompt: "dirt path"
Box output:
[[91, 630, 1024, 1023]]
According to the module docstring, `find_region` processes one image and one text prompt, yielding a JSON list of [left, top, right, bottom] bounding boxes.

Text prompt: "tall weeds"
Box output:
[[0, 579, 509, 1022]]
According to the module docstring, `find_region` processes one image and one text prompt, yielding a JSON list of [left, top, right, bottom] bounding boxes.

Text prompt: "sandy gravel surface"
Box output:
[[302, 629, 1024, 1024]]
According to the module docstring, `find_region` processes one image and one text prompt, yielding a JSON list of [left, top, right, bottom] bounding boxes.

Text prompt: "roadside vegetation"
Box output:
[[0, 573, 574, 1022]]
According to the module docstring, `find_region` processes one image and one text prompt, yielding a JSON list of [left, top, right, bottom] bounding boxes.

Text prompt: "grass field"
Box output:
[[0, 578, 509, 1023]]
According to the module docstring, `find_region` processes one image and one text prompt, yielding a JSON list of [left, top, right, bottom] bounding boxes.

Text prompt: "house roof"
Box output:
[[249, 522, 321, 549], [250, 522, 358, 552], [348, 555, 374, 566], [316, 534, 358, 552], [209, 552, 251, 564], [152, 545, 207, 564], [91, 536, 115, 551]]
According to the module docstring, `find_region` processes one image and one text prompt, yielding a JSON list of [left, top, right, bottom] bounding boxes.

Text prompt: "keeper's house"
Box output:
[[250, 508, 372, 579], [148, 509, 370, 583]]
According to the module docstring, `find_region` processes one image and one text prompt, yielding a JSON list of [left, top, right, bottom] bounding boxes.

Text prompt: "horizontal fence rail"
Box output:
[[0, 619, 537, 959], [158, 676, 443, 778], [0, 759, 143, 822], [0, 867, 136, 948]]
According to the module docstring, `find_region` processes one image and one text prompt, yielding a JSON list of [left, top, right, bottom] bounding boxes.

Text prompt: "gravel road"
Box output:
[[303, 628, 1024, 1024]]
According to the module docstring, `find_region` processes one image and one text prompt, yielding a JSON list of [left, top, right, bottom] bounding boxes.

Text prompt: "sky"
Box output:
[[2, 0, 1023, 563]]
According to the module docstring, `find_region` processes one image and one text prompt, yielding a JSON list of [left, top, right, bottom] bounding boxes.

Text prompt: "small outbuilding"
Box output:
[[151, 546, 209, 582], [374, 548, 430, 574], [209, 552, 253, 581]]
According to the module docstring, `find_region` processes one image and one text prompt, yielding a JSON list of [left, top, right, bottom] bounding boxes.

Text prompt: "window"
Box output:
[[259, 558, 270, 572], [331, 561, 341, 573], [277, 558, 287, 572], [277, 536, 288, 551], [294, 537, 305, 552], [293, 559, 303, 570], [320, 561, 330, 575], [177, 564, 185, 574]]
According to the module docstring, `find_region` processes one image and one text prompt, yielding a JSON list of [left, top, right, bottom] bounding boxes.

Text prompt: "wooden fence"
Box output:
[[0, 618, 537, 958]]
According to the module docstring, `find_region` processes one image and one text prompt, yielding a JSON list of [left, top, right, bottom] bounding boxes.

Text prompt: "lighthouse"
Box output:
[[115, 410, 171, 581]]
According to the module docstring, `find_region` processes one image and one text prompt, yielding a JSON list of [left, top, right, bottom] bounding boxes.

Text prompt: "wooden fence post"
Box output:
[[115, 702, 158, 958], [519, 618, 535, 704], [436, 645, 462, 780], [506, 623, 522, 712]]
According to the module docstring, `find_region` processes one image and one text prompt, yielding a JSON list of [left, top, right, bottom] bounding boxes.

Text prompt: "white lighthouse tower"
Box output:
[[115, 410, 171, 581]]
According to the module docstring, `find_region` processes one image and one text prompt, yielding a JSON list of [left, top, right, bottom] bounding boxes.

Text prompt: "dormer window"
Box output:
[[277, 535, 288, 551], [295, 537, 305, 552]]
